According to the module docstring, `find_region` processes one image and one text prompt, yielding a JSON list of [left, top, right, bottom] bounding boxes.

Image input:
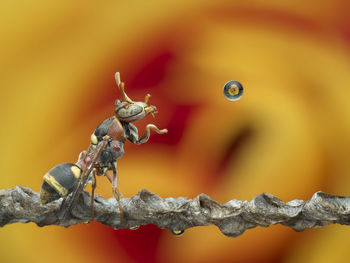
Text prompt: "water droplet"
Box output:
[[129, 225, 139, 230], [171, 229, 185, 236], [223, 80, 243, 101]]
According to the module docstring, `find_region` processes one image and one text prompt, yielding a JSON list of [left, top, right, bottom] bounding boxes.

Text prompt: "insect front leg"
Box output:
[[128, 123, 167, 145]]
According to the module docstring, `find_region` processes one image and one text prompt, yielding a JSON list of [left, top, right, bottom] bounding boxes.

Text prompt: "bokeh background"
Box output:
[[1, 0, 350, 262]]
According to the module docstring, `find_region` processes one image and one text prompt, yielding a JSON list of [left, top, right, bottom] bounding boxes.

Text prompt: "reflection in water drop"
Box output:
[[223, 80, 243, 101], [171, 229, 185, 236], [129, 225, 139, 230]]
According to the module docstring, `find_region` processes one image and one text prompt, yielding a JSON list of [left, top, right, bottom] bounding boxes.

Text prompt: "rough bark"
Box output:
[[1, 186, 350, 237]]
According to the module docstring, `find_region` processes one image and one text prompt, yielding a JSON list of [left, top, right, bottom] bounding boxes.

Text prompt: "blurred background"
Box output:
[[1, 0, 350, 262]]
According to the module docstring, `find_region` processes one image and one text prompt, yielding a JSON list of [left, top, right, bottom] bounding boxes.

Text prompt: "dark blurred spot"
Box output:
[[215, 125, 255, 179]]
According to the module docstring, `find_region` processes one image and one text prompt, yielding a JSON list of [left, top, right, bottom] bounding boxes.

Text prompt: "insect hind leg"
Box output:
[[90, 169, 97, 220], [105, 164, 124, 225]]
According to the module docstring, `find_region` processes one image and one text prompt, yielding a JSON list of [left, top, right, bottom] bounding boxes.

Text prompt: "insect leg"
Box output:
[[105, 163, 124, 224], [90, 169, 97, 220], [128, 123, 167, 145], [60, 140, 108, 220]]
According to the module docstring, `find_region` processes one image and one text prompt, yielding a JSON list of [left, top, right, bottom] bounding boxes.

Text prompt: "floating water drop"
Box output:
[[223, 80, 243, 101], [129, 225, 139, 230], [171, 229, 185, 236]]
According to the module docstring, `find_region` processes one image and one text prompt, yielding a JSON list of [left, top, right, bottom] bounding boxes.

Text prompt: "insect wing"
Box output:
[[59, 140, 108, 220]]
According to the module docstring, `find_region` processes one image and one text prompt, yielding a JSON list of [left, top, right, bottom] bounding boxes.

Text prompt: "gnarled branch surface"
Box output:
[[1, 186, 350, 237]]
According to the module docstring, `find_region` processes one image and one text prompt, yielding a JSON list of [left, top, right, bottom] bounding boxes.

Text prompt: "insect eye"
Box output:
[[115, 99, 121, 105]]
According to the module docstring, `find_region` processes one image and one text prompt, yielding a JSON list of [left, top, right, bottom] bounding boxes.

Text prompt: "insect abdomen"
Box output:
[[40, 163, 82, 204]]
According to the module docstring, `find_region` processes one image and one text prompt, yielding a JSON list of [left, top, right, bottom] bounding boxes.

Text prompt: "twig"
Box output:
[[1, 186, 350, 237]]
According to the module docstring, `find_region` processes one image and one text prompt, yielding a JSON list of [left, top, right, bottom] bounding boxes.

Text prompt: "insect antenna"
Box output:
[[115, 72, 133, 103]]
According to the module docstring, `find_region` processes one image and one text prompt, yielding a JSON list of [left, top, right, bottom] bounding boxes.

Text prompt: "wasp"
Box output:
[[40, 72, 168, 223]]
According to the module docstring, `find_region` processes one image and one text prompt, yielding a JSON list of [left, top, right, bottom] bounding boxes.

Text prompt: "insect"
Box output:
[[40, 72, 168, 223]]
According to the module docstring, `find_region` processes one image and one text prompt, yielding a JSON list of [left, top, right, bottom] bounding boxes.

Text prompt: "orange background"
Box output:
[[1, 1, 350, 262]]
